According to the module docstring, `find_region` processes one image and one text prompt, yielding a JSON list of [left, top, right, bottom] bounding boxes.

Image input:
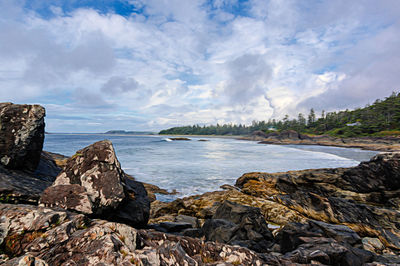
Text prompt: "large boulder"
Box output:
[[202, 200, 274, 253], [0, 103, 45, 171], [39, 140, 150, 227]]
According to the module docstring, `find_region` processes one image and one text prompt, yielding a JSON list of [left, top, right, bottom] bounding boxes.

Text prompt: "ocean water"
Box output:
[[44, 134, 378, 201]]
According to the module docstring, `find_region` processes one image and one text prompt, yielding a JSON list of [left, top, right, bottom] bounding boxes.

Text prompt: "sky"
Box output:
[[0, 0, 399, 133]]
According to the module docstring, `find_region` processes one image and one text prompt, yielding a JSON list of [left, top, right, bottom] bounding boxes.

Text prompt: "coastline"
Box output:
[[162, 133, 400, 152], [2, 103, 400, 265]]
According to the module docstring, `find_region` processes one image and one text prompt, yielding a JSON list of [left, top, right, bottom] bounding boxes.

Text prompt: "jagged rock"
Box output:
[[150, 189, 307, 226], [283, 237, 374, 266], [276, 220, 361, 254], [202, 200, 274, 253], [4, 254, 48, 266], [0, 203, 268, 265], [39, 140, 150, 227], [0, 103, 45, 171], [236, 152, 400, 251]]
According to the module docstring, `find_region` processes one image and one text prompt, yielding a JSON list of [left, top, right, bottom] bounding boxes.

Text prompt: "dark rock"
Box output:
[[283, 237, 374, 266], [342, 152, 400, 193], [0, 151, 62, 205], [0, 103, 45, 171], [202, 200, 274, 253], [39, 140, 150, 227], [174, 215, 200, 228], [0, 166, 52, 204], [181, 228, 203, 238], [276, 220, 361, 254], [252, 130, 268, 138], [110, 176, 150, 227], [34, 151, 63, 181], [158, 222, 192, 232], [169, 137, 191, 141]]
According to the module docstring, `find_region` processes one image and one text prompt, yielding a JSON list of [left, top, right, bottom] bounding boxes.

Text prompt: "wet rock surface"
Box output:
[[0, 103, 45, 171], [39, 140, 150, 227]]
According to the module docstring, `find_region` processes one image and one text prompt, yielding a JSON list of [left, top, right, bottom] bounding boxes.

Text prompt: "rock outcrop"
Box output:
[[252, 130, 400, 151], [150, 152, 400, 264], [39, 140, 150, 227], [0, 103, 45, 171], [0, 204, 268, 265]]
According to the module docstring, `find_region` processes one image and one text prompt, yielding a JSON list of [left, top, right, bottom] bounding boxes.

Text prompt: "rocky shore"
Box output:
[[240, 130, 400, 152], [1, 103, 400, 265]]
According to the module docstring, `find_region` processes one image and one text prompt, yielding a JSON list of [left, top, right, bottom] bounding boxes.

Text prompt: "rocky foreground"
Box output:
[[1, 103, 400, 265], [241, 130, 400, 152]]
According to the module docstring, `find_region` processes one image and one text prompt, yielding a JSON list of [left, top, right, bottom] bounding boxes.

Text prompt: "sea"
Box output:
[[44, 134, 378, 202]]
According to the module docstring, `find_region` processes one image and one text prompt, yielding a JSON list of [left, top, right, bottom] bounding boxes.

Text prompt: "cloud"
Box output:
[[1, 0, 400, 132], [101, 76, 139, 95], [222, 53, 271, 104]]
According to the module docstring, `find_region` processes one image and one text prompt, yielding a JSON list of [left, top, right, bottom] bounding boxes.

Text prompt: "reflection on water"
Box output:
[[44, 135, 378, 201]]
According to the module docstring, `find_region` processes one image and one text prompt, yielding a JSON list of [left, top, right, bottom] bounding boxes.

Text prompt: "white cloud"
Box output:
[[0, 0, 399, 132]]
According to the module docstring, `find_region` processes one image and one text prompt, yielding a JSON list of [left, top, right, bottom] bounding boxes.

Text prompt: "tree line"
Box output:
[[159, 92, 400, 137]]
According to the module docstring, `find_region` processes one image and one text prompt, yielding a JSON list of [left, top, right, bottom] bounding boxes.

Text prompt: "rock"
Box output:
[[0, 203, 268, 265], [142, 181, 178, 202], [181, 228, 203, 238], [198, 139, 209, 141], [110, 176, 150, 227], [158, 222, 193, 232], [169, 137, 191, 141], [39, 140, 150, 227], [0, 103, 45, 171], [0, 166, 53, 204], [0, 150, 62, 205], [283, 237, 374, 266], [236, 153, 400, 251], [34, 151, 64, 181], [4, 254, 48, 266], [202, 200, 274, 253], [362, 237, 384, 254], [276, 220, 361, 254], [174, 215, 200, 228], [39, 184, 93, 214]]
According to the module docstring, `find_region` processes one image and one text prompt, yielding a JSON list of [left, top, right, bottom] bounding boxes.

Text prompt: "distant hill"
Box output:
[[104, 130, 155, 135], [159, 92, 400, 138]]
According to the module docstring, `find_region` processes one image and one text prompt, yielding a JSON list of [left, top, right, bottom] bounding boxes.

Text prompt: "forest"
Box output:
[[159, 92, 400, 137]]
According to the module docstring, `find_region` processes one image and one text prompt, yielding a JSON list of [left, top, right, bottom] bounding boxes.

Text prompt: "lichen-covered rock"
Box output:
[[0, 103, 45, 171], [3, 254, 48, 266], [39, 140, 150, 227], [0, 203, 269, 265]]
